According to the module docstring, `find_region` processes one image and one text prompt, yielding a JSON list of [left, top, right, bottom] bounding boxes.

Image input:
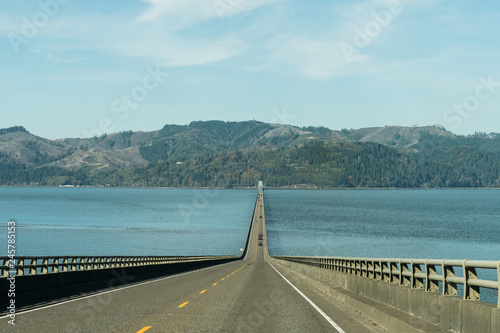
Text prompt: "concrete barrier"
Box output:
[[271, 257, 500, 333], [0, 257, 240, 312]]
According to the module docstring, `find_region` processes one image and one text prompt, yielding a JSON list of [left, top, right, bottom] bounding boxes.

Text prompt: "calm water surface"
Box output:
[[265, 189, 500, 260], [0, 188, 256, 256], [1, 188, 499, 302], [1, 188, 498, 259]]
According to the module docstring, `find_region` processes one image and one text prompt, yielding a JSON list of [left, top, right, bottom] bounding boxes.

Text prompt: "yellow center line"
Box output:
[[200, 290, 206, 294], [178, 302, 189, 308], [213, 283, 218, 286], [137, 326, 152, 333], [221, 278, 225, 280]]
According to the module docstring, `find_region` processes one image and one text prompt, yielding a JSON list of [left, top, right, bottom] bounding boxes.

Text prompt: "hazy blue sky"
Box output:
[[1, 0, 500, 139]]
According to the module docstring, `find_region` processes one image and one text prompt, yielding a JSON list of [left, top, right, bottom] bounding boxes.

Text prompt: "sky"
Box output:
[[1, 0, 500, 139]]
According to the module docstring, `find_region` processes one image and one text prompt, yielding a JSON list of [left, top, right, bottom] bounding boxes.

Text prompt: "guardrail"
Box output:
[[0, 255, 233, 277], [273, 256, 500, 307]]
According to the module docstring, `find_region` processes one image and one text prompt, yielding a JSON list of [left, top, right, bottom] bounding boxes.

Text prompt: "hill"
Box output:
[[0, 122, 499, 188]]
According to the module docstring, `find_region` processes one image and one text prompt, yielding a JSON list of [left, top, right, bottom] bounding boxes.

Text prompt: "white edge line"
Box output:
[[0, 260, 238, 319], [265, 258, 347, 333]]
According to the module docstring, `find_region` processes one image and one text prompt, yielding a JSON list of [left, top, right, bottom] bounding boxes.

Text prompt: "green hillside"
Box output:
[[1, 121, 499, 188]]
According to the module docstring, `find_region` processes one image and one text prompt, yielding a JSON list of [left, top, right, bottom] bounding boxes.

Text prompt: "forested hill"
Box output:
[[0, 121, 499, 188]]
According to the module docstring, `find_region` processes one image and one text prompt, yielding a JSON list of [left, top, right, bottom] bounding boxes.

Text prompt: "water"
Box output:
[[1, 187, 499, 302], [265, 189, 500, 304], [265, 189, 500, 259], [2, 187, 498, 259], [0, 188, 256, 256]]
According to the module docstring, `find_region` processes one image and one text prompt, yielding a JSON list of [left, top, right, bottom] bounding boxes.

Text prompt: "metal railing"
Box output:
[[273, 256, 500, 307], [0, 255, 234, 277]]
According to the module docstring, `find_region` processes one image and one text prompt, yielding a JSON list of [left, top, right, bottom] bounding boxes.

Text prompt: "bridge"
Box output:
[[1, 187, 500, 332]]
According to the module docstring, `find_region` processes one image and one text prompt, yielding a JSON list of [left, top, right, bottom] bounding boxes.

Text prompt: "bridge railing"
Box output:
[[0, 255, 232, 277], [273, 256, 500, 307]]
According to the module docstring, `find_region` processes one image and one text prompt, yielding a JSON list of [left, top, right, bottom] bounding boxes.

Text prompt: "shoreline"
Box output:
[[1, 185, 499, 190]]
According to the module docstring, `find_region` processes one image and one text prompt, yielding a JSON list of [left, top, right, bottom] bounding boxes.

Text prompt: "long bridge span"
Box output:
[[1, 186, 500, 332]]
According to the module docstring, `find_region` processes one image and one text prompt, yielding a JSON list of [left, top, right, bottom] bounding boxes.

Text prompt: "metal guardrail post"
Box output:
[[411, 259, 423, 289], [62, 258, 68, 272], [374, 260, 381, 281], [425, 259, 439, 292], [70, 258, 77, 271], [85, 258, 92, 271], [443, 260, 457, 296], [1, 258, 8, 277], [360, 260, 366, 278], [368, 260, 374, 279], [97, 257, 103, 269], [382, 260, 390, 282], [463, 259, 480, 301], [401, 260, 410, 286], [40, 258, 48, 274], [52, 258, 59, 273], [17, 258, 25, 276], [390, 259, 399, 284]]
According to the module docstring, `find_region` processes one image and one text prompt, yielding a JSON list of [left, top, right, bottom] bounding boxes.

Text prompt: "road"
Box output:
[[1, 189, 385, 332]]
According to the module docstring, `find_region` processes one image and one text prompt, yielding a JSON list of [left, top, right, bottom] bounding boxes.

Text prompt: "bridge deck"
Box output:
[[1, 189, 387, 332]]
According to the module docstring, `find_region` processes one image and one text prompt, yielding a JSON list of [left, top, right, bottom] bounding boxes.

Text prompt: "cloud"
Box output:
[[12, 13, 246, 69], [137, 0, 212, 24], [265, 34, 371, 79], [137, 0, 283, 26], [0, 0, 447, 82], [261, 0, 444, 79], [99, 25, 246, 67], [0, 0, 262, 68]]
